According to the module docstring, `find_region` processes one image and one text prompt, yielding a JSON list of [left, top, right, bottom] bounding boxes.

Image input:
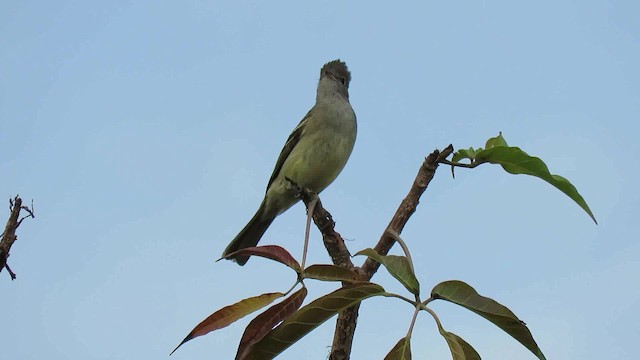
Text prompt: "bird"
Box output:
[[222, 59, 357, 265]]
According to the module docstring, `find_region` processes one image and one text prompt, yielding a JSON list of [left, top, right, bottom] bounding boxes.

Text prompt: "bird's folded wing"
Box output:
[[265, 109, 314, 189]]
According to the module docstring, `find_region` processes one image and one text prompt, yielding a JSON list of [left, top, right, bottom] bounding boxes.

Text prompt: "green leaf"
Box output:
[[431, 280, 546, 360], [236, 287, 307, 360], [484, 132, 509, 148], [303, 264, 361, 282], [450, 133, 596, 223], [245, 283, 385, 359], [474, 145, 597, 223], [171, 292, 284, 354], [355, 248, 420, 296], [384, 337, 412, 360], [452, 147, 478, 163], [433, 315, 481, 360]]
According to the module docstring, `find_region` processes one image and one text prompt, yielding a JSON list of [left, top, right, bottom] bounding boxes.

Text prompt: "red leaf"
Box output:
[[236, 287, 308, 360], [223, 245, 301, 272], [171, 292, 284, 354], [246, 283, 385, 359]]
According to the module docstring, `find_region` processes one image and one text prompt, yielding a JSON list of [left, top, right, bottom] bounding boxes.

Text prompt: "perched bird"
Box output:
[[222, 60, 357, 265]]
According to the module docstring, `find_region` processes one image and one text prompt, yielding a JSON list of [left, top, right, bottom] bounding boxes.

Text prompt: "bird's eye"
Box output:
[[340, 77, 346, 85]]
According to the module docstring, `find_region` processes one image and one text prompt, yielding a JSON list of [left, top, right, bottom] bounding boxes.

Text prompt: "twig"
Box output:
[[1, 195, 35, 280], [5, 263, 16, 280], [438, 158, 483, 168], [361, 145, 453, 277], [17, 200, 35, 228]]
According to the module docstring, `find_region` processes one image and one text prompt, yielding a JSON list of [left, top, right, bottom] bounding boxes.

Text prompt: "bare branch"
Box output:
[[361, 145, 453, 277], [5, 263, 16, 280], [1, 195, 35, 280]]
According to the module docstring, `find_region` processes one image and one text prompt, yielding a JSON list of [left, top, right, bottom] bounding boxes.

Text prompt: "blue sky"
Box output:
[[1, 1, 638, 359]]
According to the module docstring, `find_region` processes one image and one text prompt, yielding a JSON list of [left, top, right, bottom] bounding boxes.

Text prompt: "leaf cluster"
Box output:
[[173, 134, 595, 359]]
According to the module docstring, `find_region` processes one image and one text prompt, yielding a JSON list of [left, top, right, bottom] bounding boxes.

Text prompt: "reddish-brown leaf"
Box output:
[[246, 283, 385, 359], [223, 245, 301, 272], [171, 292, 284, 355], [236, 287, 308, 360]]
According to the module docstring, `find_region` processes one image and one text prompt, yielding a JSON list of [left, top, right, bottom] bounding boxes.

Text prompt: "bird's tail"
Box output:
[[222, 203, 275, 266]]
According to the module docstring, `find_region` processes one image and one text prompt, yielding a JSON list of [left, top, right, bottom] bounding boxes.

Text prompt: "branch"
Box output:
[[300, 145, 453, 359], [328, 304, 360, 360], [299, 188, 355, 270], [0, 195, 35, 280], [298, 189, 362, 360], [361, 145, 452, 277]]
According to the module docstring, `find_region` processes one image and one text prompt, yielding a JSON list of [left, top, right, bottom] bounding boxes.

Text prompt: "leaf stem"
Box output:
[[301, 195, 318, 271], [421, 304, 444, 330], [284, 279, 302, 297], [384, 229, 415, 274], [381, 292, 417, 307], [406, 305, 421, 339]]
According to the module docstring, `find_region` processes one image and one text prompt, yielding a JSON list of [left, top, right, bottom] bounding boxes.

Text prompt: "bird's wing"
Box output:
[[265, 109, 313, 189]]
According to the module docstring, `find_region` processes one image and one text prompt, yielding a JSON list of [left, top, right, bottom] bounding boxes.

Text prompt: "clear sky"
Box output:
[[1, 1, 638, 359]]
